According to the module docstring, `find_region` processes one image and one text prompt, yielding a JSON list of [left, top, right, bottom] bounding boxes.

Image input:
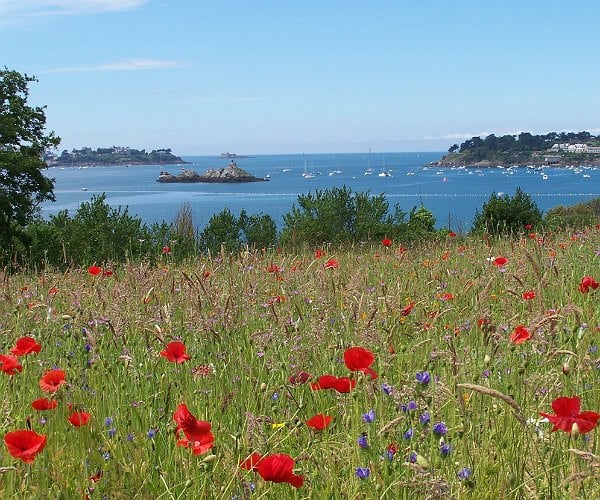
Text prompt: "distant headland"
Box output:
[[432, 131, 600, 167], [45, 146, 189, 167], [218, 152, 254, 159], [157, 161, 268, 183]]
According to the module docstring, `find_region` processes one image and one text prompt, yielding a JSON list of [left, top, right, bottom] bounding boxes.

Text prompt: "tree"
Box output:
[[0, 69, 60, 254], [472, 188, 542, 235], [448, 144, 459, 153]]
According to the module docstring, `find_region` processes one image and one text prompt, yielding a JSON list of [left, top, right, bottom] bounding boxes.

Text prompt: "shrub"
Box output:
[[198, 208, 241, 255], [544, 197, 600, 230], [239, 210, 278, 250], [472, 188, 542, 235], [24, 194, 156, 268], [279, 186, 423, 247]]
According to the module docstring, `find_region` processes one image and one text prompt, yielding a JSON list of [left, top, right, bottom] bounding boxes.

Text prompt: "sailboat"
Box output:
[[364, 149, 374, 175]]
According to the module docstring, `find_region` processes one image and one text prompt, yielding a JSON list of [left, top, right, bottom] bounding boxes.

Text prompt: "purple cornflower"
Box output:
[[440, 442, 452, 456], [146, 429, 157, 439], [362, 409, 376, 423], [357, 434, 369, 448], [457, 467, 472, 480], [355, 467, 370, 479], [419, 411, 431, 425], [406, 451, 418, 463], [415, 371, 430, 385], [433, 421, 448, 436], [108, 428, 117, 438], [104, 417, 114, 427], [381, 383, 393, 395], [401, 400, 418, 412], [403, 428, 414, 440]]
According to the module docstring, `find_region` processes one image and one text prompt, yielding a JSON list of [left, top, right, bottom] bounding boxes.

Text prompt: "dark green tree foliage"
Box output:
[[279, 186, 423, 247], [198, 208, 241, 255], [472, 188, 542, 235], [239, 210, 278, 249], [25, 194, 158, 268], [0, 69, 60, 255]]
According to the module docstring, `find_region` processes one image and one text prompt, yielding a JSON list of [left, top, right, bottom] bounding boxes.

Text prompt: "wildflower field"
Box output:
[[1, 229, 599, 499]]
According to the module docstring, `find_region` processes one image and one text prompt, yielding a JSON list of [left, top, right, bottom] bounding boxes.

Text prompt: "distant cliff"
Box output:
[[45, 147, 189, 167], [157, 161, 268, 183]]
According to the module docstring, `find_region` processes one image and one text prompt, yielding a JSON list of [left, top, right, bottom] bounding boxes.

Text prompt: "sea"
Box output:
[[40, 152, 600, 232]]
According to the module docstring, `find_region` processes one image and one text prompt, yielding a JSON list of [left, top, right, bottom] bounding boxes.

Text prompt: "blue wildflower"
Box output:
[[355, 467, 370, 479], [357, 434, 369, 448], [440, 442, 452, 456], [362, 409, 376, 423], [419, 411, 431, 425], [415, 371, 430, 385], [146, 429, 156, 439], [433, 421, 448, 436], [104, 417, 114, 427], [457, 467, 472, 480], [403, 428, 414, 440], [381, 383, 393, 395]]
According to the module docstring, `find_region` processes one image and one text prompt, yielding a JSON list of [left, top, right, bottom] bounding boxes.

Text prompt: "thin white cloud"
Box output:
[[424, 132, 491, 141], [0, 0, 147, 19], [43, 58, 190, 73]]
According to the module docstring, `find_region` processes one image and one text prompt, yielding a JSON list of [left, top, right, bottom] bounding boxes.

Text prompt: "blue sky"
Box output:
[[2, 0, 599, 155]]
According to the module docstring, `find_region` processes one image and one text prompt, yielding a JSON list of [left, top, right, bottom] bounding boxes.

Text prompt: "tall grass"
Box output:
[[1, 228, 598, 498]]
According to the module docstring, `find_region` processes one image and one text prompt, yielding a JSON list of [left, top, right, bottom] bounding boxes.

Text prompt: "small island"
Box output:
[[432, 131, 600, 167], [45, 146, 189, 167], [157, 161, 268, 183]]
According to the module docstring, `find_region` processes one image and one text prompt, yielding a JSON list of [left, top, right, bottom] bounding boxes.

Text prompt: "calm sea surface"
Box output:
[[40, 152, 600, 231]]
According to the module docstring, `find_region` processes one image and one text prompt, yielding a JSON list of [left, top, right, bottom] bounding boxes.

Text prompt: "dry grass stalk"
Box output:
[[456, 383, 526, 426]]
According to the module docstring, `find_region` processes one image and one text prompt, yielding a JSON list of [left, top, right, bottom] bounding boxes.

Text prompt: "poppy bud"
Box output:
[[260, 383, 267, 392], [571, 422, 580, 434], [483, 354, 491, 365], [202, 454, 217, 463], [562, 363, 570, 375]]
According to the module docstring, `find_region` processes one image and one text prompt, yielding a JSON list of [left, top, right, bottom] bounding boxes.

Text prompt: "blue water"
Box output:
[[40, 152, 600, 231]]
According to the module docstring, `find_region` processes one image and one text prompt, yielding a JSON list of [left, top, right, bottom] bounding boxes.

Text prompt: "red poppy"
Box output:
[[39, 369, 66, 393], [344, 346, 378, 379], [257, 454, 304, 488], [48, 287, 59, 296], [493, 256, 508, 267], [524, 223, 532, 230], [382, 237, 392, 247], [266, 263, 282, 273], [400, 302, 415, 316], [239, 452, 264, 470], [68, 411, 91, 427], [448, 231, 457, 237], [173, 403, 214, 455], [162, 246, 171, 254], [522, 290, 536, 300], [310, 374, 356, 393], [323, 258, 339, 269], [509, 325, 531, 344], [539, 396, 600, 434], [88, 265, 102, 276], [579, 276, 599, 293], [10, 336, 42, 356], [332, 376, 357, 393], [314, 248, 326, 259], [4, 430, 47, 463], [102, 269, 114, 277], [289, 371, 311, 385], [310, 374, 338, 390], [0, 354, 23, 376], [31, 398, 58, 411], [160, 341, 191, 363], [306, 413, 332, 430]]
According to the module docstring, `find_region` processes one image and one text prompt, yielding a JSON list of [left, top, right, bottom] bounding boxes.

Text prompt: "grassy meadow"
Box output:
[[1, 228, 599, 499]]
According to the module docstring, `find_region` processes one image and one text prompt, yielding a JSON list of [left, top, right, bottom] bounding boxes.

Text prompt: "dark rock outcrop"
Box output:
[[157, 161, 268, 183]]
